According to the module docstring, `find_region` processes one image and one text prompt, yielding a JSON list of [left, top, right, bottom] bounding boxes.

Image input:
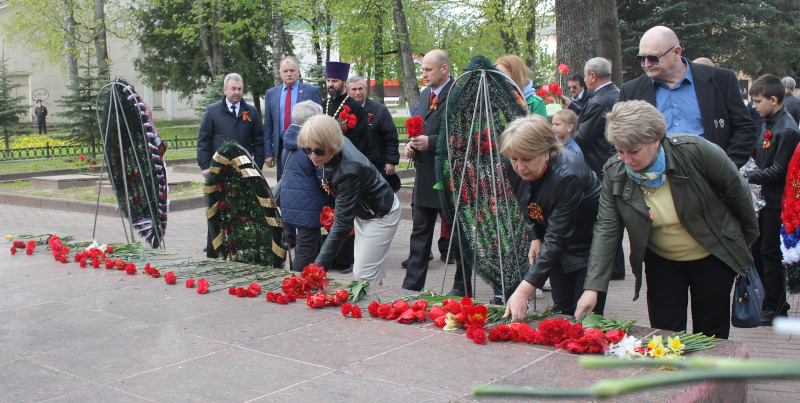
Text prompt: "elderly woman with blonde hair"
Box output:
[[501, 114, 606, 321], [574, 100, 758, 339], [297, 114, 401, 283]]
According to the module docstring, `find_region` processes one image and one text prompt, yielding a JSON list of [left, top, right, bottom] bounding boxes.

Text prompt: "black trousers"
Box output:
[[38, 119, 46, 134], [753, 208, 789, 313], [550, 266, 606, 317], [294, 226, 322, 272], [402, 204, 471, 296], [644, 248, 737, 339], [332, 234, 355, 268]]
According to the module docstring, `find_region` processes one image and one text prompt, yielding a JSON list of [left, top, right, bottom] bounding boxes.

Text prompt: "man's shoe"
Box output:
[[340, 265, 353, 275], [401, 259, 408, 268], [542, 279, 551, 291], [440, 254, 456, 264], [489, 296, 504, 305], [203, 246, 207, 252], [447, 289, 466, 297], [761, 310, 776, 326], [610, 275, 625, 281]]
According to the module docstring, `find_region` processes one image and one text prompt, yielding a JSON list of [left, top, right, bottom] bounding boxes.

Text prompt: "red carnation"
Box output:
[[286, 292, 297, 302], [342, 105, 351, 113], [164, 271, 177, 285], [104, 258, 115, 269], [228, 287, 237, 295], [197, 278, 209, 294], [13, 240, 25, 248], [10, 246, 17, 255], [472, 328, 487, 344], [524, 330, 541, 344], [339, 111, 349, 121], [405, 116, 424, 138], [114, 259, 125, 270], [276, 295, 290, 304], [59, 256, 68, 263], [487, 325, 515, 342], [106, 246, 114, 254], [569, 323, 584, 340], [245, 288, 258, 298], [124, 263, 136, 275], [91, 258, 101, 268], [79, 258, 87, 268], [341, 302, 352, 316], [265, 291, 277, 302], [235, 287, 246, 297], [248, 284, 262, 294], [368, 301, 380, 317], [347, 115, 356, 129], [377, 303, 392, 319], [351, 305, 362, 318]]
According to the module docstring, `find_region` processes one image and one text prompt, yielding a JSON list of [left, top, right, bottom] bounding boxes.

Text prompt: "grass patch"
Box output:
[[154, 119, 201, 128], [159, 126, 200, 140]]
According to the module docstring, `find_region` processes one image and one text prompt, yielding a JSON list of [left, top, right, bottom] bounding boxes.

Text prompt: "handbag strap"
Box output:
[[281, 151, 292, 174]]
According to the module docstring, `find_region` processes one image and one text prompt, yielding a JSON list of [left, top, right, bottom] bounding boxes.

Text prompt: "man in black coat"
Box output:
[[619, 26, 756, 168], [346, 76, 400, 178], [197, 73, 265, 175], [560, 57, 619, 177], [34, 100, 47, 134], [782, 77, 800, 125], [196, 73, 264, 257], [402, 49, 472, 296]]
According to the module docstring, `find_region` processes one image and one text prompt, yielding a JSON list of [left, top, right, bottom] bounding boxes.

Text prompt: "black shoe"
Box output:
[[440, 254, 456, 264], [401, 259, 408, 268], [340, 265, 353, 275], [203, 246, 207, 252], [447, 289, 466, 297], [761, 310, 776, 326], [489, 296, 504, 305], [610, 275, 625, 280]]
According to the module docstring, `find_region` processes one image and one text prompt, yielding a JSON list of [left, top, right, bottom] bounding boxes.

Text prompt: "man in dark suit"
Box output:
[[263, 57, 322, 180], [197, 73, 265, 257], [619, 26, 756, 168], [346, 76, 400, 179], [34, 100, 48, 134], [402, 49, 471, 296], [560, 57, 620, 177], [782, 77, 800, 125]]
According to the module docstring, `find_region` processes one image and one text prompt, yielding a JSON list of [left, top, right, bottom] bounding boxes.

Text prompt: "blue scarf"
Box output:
[[625, 146, 666, 189]]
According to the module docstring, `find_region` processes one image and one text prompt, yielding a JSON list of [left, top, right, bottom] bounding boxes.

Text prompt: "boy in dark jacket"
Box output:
[[745, 74, 800, 325]]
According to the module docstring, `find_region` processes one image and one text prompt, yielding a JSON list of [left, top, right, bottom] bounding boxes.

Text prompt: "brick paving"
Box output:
[[0, 166, 798, 402]]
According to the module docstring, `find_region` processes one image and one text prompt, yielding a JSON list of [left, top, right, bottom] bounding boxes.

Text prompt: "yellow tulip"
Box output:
[[5, 235, 12, 241]]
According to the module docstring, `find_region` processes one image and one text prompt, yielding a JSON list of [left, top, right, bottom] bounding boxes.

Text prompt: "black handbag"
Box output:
[[273, 151, 292, 208], [731, 263, 764, 328]]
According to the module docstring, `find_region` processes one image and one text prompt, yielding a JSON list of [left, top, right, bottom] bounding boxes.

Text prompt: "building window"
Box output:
[[151, 89, 164, 109]]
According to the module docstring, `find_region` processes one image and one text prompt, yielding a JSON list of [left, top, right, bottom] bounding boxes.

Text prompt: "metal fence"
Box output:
[[2, 127, 406, 161], [0, 138, 199, 162]]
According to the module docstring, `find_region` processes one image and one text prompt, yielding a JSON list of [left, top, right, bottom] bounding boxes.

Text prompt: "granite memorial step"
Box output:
[[98, 179, 192, 197], [30, 174, 100, 190]]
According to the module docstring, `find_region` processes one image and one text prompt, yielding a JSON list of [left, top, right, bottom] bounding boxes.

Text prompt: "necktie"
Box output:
[[231, 104, 236, 117], [430, 91, 435, 104], [284, 86, 292, 131]]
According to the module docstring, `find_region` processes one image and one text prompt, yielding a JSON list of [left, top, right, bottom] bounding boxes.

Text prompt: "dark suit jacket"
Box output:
[[413, 78, 454, 210], [783, 94, 800, 127], [573, 83, 619, 176], [263, 82, 322, 172], [567, 91, 589, 116], [197, 97, 264, 170], [362, 98, 400, 171], [619, 61, 757, 168]]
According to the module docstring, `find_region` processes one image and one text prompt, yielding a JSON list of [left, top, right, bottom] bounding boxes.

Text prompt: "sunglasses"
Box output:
[[569, 85, 580, 89], [635, 45, 676, 65], [300, 147, 328, 156]]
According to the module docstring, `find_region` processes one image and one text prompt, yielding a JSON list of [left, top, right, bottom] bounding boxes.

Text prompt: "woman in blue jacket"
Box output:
[[280, 101, 329, 271]]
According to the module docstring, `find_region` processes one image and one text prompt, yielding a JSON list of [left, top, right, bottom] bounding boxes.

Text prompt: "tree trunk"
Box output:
[[555, 0, 596, 79], [62, 0, 78, 96], [393, 0, 418, 110], [492, 0, 518, 54], [523, 0, 538, 81], [94, 0, 108, 79], [324, 4, 332, 61], [196, 0, 215, 75], [595, 0, 623, 85], [311, 10, 323, 65], [271, 0, 284, 85], [211, 2, 225, 73], [373, 13, 385, 104]]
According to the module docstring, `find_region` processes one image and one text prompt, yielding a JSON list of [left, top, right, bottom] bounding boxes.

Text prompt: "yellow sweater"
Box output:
[[643, 177, 710, 261]]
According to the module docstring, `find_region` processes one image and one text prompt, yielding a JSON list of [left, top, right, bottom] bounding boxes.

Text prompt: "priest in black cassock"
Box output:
[[320, 61, 369, 155]]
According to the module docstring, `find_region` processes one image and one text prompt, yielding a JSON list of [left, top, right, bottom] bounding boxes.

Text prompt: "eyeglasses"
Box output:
[[300, 147, 328, 156], [569, 85, 580, 89], [635, 45, 677, 65]]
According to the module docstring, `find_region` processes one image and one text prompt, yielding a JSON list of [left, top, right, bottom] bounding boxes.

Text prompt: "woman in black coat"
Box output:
[[297, 115, 401, 284], [501, 115, 607, 321]]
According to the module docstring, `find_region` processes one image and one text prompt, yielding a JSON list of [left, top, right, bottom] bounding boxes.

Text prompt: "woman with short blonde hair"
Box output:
[[500, 115, 605, 321], [297, 114, 400, 284], [605, 100, 667, 149]]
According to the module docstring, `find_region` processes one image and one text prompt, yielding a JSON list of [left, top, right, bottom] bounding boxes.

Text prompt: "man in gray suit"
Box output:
[[263, 57, 323, 180]]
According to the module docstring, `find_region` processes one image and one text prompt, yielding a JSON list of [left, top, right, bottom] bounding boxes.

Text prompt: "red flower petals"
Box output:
[[368, 301, 380, 317], [164, 271, 176, 284], [10, 246, 16, 255], [488, 324, 515, 342], [197, 278, 209, 294], [405, 116, 423, 137], [320, 206, 335, 231], [104, 258, 115, 269], [124, 263, 137, 275], [341, 302, 352, 316], [186, 279, 195, 288], [350, 306, 362, 318]]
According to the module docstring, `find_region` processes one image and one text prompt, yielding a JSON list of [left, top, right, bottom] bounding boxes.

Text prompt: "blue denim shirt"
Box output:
[[654, 58, 704, 136], [564, 137, 584, 160]]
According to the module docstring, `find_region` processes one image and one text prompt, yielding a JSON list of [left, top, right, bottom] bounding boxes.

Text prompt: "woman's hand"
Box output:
[[574, 290, 598, 320], [503, 281, 535, 322], [529, 239, 542, 265]]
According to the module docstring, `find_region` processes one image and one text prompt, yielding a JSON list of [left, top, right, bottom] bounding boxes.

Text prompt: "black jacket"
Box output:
[[783, 94, 800, 127], [506, 150, 602, 288], [314, 137, 396, 270], [413, 78, 454, 209], [34, 106, 47, 121], [620, 60, 757, 168], [566, 90, 590, 116], [573, 83, 619, 176], [362, 98, 400, 171], [747, 107, 800, 209], [197, 97, 264, 170], [321, 93, 369, 155]]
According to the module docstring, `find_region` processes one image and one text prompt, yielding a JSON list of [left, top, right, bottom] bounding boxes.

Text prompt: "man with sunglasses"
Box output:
[[562, 74, 588, 115], [619, 25, 756, 168]]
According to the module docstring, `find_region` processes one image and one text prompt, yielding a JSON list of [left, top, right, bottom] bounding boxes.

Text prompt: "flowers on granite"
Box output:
[[164, 271, 177, 284], [197, 278, 209, 294], [186, 279, 195, 288]]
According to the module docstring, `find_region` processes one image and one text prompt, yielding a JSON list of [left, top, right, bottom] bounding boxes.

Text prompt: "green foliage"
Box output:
[[618, 0, 800, 81], [304, 64, 327, 100], [133, 0, 276, 99], [54, 66, 103, 152], [0, 55, 28, 136], [194, 75, 226, 118]]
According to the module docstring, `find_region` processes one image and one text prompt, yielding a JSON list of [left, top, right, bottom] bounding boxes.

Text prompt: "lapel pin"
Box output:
[[714, 119, 719, 128], [299, 89, 304, 94], [720, 119, 725, 128]]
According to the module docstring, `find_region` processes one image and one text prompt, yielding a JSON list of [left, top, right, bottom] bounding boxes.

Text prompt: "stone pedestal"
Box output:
[[30, 174, 99, 190], [98, 179, 191, 197]]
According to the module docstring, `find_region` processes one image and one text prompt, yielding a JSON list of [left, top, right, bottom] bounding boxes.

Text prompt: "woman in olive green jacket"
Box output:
[[575, 101, 758, 339]]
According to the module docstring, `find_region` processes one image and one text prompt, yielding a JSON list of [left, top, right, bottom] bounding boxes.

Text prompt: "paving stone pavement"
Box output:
[[0, 197, 799, 401]]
